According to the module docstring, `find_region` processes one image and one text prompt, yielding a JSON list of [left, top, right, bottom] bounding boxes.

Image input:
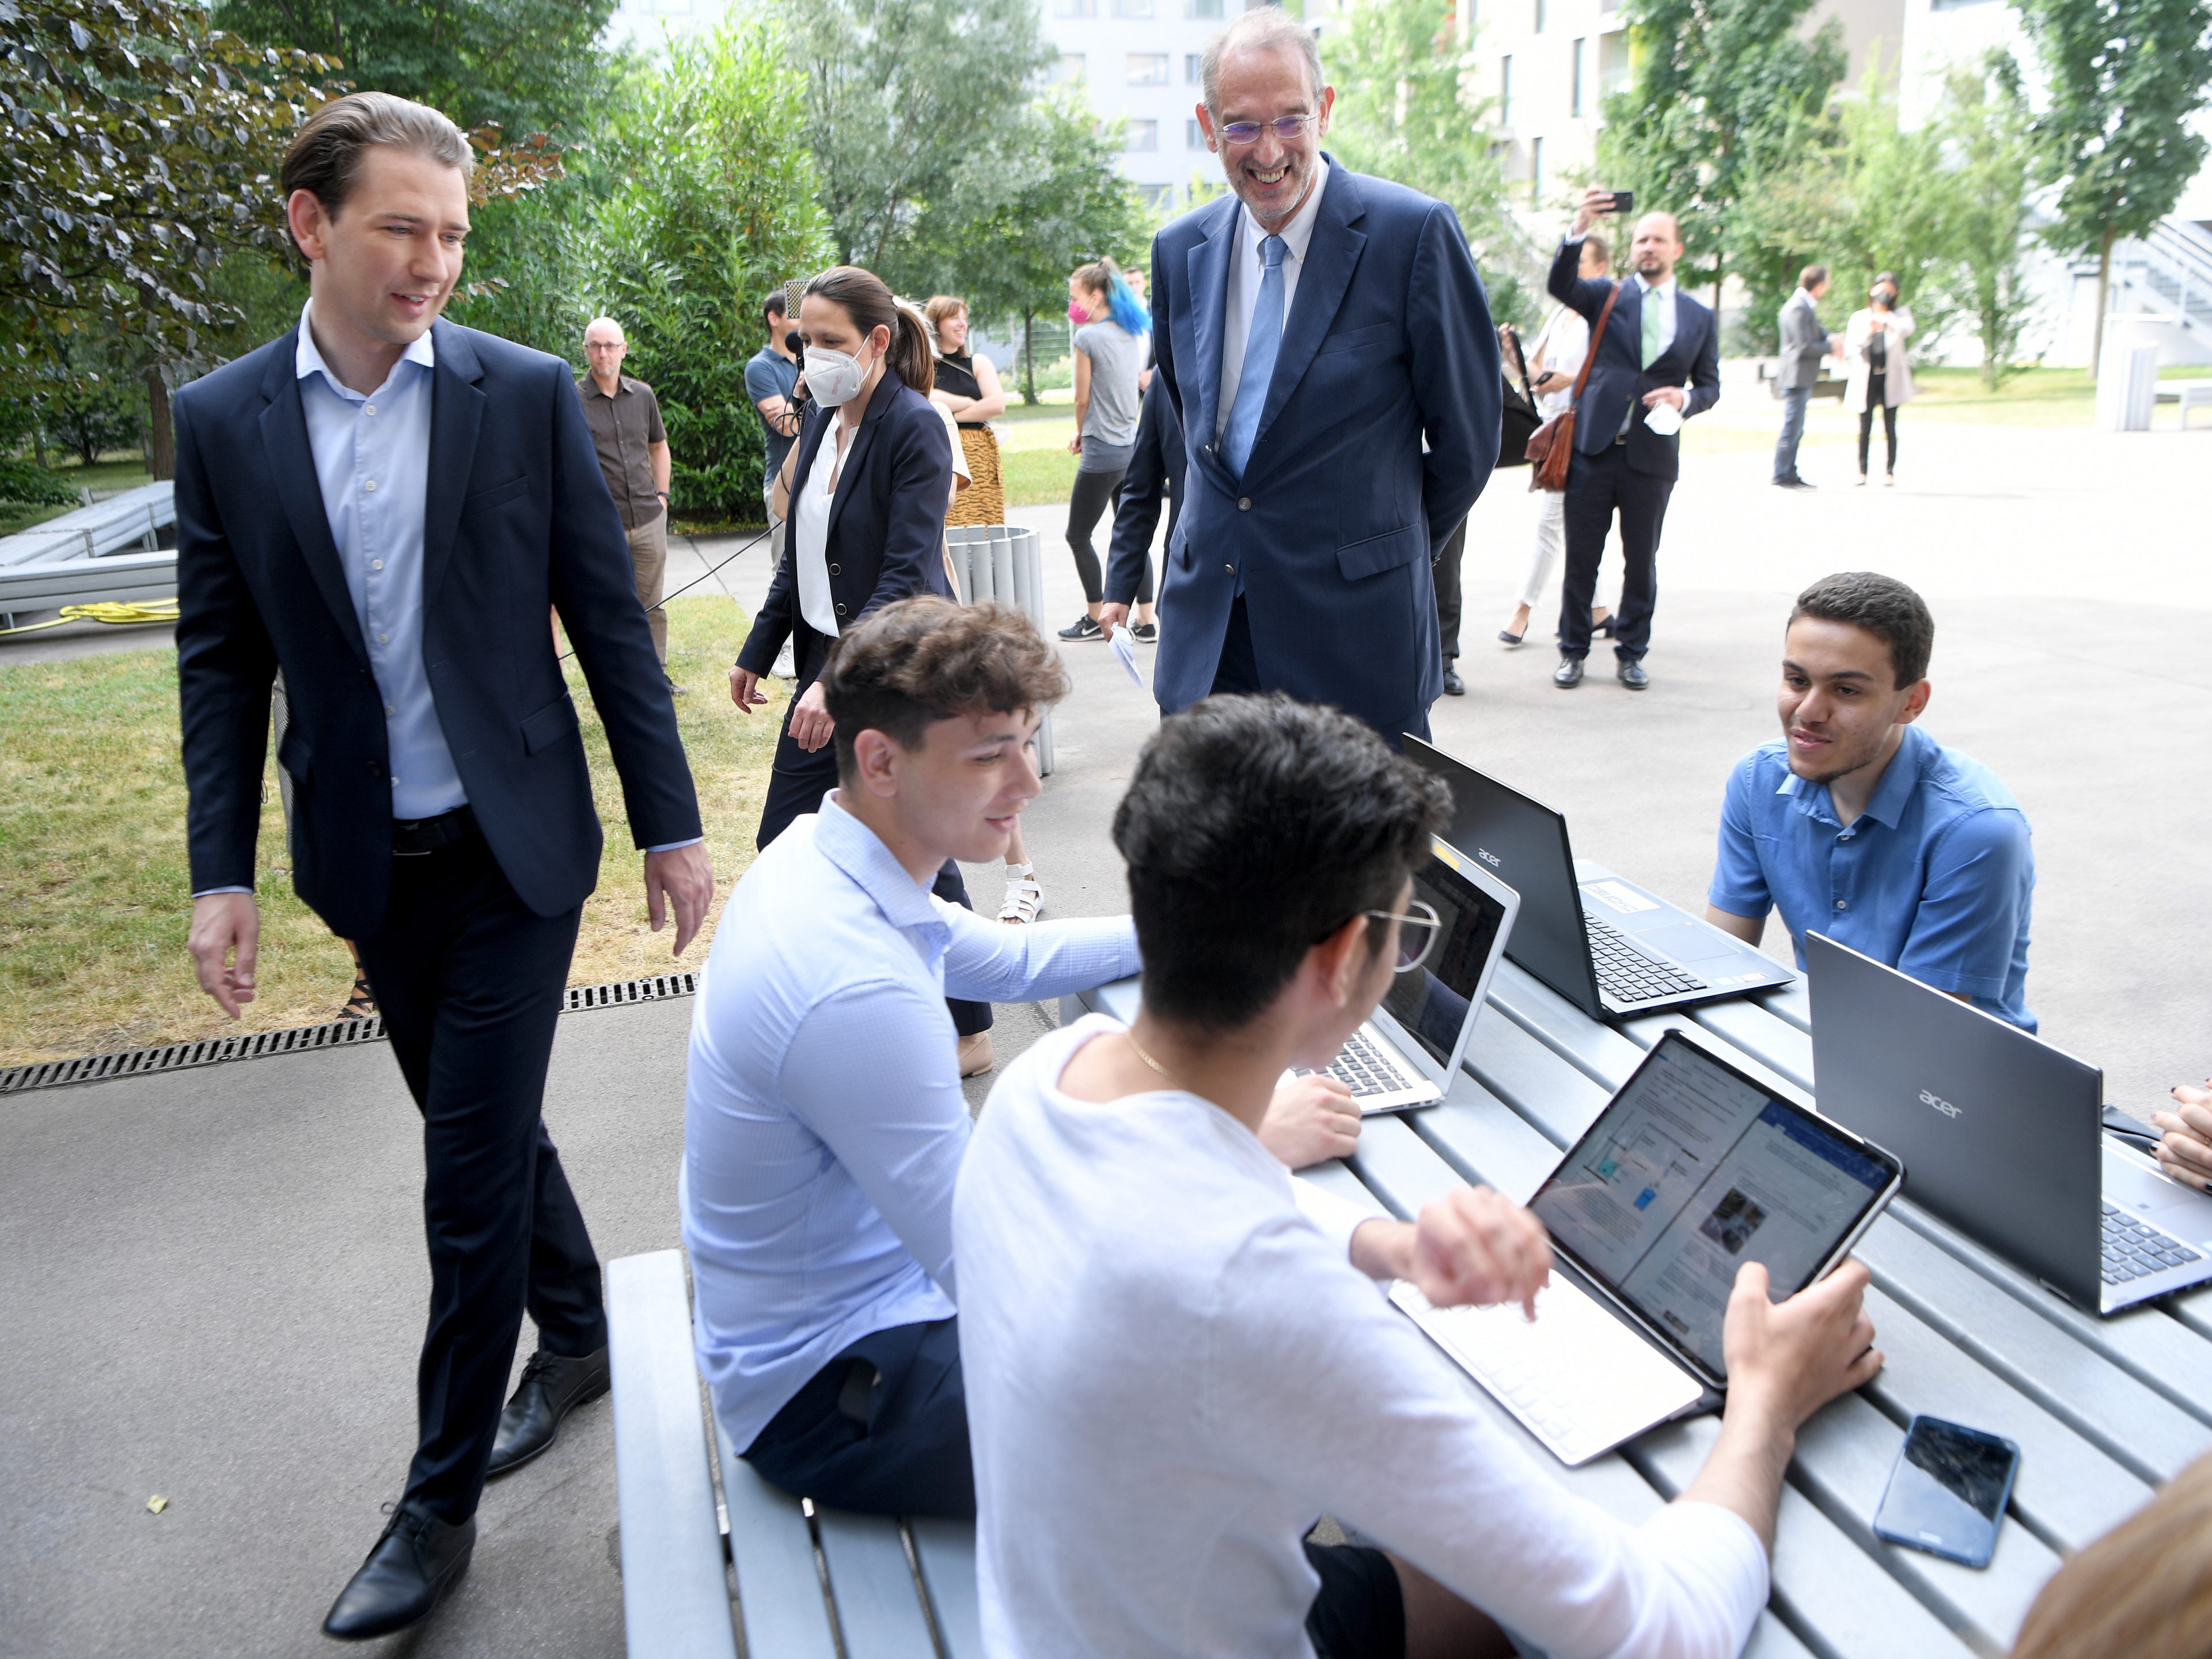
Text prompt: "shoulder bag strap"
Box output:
[[1568, 282, 1623, 409]]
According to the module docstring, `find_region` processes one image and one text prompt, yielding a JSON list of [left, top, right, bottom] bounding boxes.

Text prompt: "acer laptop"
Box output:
[[1403, 738, 1793, 1019], [1807, 932, 2212, 1315], [1397, 1030, 1901, 1464], [1288, 837, 1520, 1114]]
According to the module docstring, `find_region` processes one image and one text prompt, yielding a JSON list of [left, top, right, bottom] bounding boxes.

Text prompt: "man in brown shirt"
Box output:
[[578, 317, 678, 688]]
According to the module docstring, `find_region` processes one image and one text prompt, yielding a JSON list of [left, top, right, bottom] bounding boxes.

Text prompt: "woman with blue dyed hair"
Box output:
[[1058, 257, 1151, 643]]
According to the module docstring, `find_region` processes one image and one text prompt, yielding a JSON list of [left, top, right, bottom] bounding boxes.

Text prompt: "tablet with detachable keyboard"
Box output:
[[1396, 1030, 1902, 1464], [1284, 838, 1521, 1115]]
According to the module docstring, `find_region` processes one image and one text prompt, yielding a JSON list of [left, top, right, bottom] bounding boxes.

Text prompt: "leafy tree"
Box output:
[[1597, 0, 1845, 311], [2017, 0, 2212, 374], [35, 337, 143, 466], [1326, 0, 1535, 322], [211, 0, 618, 136], [917, 93, 1148, 404], [0, 0, 338, 476], [1936, 55, 2039, 386], [777, 0, 1050, 275], [573, 24, 829, 520]]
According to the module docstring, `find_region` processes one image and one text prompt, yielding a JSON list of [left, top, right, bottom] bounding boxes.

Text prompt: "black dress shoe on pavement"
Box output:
[[1617, 659, 1651, 690], [1553, 656, 1584, 689], [322, 1501, 475, 1641], [487, 1345, 610, 1479], [1442, 664, 1466, 696]]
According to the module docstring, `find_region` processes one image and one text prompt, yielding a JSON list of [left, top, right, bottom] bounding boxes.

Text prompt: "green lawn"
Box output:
[[1, 457, 156, 536], [0, 595, 779, 1065]]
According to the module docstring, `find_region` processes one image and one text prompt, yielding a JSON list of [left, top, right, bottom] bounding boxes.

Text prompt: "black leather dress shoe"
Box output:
[[1617, 659, 1651, 690], [1442, 664, 1466, 697], [322, 1501, 475, 1641], [487, 1345, 610, 1479], [1553, 656, 1584, 689]]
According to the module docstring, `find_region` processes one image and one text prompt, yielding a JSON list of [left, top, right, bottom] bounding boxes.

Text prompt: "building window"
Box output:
[[1125, 119, 1159, 151], [1128, 52, 1168, 84], [1114, 0, 1155, 14], [1571, 37, 1586, 115], [1054, 0, 1096, 15], [1186, 52, 1204, 83], [1533, 0, 1547, 29], [1599, 31, 1630, 95], [1187, 117, 1208, 148], [1054, 53, 1085, 83], [1140, 183, 1174, 210], [1187, 0, 1223, 16], [1530, 136, 1544, 207], [1499, 55, 1513, 128]]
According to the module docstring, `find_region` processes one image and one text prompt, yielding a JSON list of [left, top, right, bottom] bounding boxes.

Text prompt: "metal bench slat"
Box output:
[[815, 1509, 938, 1658], [1410, 1072, 1570, 1204], [606, 1251, 741, 1659], [1462, 1000, 1614, 1147], [1791, 1392, 2060, 1654], [908, 1516, 984, 1659], [1687, 997, 1816, 1092], [1485, 960, 1649, 1089], [713, 1419, 841, 1659], [1757, 980, 1813, 1032]]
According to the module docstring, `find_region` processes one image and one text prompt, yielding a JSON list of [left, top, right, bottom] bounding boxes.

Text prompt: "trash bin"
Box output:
[[944, 525, 1056, 777]]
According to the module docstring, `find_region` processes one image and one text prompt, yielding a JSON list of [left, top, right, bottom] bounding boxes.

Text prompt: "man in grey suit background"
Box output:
[[1773, 264, 1838, 489]]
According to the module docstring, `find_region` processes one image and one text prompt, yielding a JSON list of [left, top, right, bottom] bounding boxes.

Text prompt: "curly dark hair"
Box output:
[[1113, 695, 1451, 1031]]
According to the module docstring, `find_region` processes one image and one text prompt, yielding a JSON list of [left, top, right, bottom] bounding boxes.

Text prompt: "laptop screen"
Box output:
[[1380, 852, 1512, 1067], [1531, 1034, 1899, 1378]]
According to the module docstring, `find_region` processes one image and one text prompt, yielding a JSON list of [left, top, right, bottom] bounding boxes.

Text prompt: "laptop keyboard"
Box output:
[[1391, 1279, 1703, 1466], [1584, 913, 1708, 1004], [2102, 1202, 2205, 1285], [1295, 1028, 1412, 1099]]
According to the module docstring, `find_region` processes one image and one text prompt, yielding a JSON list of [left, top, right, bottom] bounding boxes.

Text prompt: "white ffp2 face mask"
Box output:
[[804, 343, 871, 407]]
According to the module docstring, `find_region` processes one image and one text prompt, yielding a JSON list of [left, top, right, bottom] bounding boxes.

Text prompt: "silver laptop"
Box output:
[[1288, 838, 1520, 1114], [1397, 1030, 1902, 1464], [1807, 932, 2212, 1315], [1403, 737, 1794, 1020]]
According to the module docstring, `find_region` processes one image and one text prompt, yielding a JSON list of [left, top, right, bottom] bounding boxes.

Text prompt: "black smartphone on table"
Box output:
[[1872, 1415, 2020, 1568]]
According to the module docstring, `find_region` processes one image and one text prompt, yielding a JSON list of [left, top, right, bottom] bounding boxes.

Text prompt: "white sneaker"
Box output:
[[998, 863, 1043, 924], [772, 639, 797, 680]]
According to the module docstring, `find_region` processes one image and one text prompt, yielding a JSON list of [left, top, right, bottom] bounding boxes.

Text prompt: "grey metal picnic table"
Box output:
[[607, 860, 2207, 1657]]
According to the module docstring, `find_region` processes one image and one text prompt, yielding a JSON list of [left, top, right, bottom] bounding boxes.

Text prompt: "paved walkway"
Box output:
[[4, 393, 2208, 1655]]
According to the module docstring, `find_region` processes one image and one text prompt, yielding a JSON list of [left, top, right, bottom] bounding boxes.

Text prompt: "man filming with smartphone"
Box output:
[[1546, 187, 1720, 693]]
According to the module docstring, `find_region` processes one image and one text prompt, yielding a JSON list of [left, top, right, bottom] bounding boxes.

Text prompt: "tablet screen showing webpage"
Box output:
[[1381, 856, 1508, 1067], [1531, 1037, 1896, 1377]]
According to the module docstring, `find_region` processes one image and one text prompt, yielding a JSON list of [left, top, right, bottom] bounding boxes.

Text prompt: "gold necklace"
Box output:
[[1124, 1026, 1179, 1085]]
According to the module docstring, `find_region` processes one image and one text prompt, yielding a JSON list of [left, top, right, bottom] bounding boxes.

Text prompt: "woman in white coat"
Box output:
[[1844, 272, 1914, 486]]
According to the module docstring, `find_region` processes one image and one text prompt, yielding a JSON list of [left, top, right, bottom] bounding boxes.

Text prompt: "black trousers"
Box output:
[[754, 654, 993, 1038], [1859, 373, 1899, 474], [1066, 465, 1128, 605], [1559, 445, 1672, 662], [743, 1318, 974, 1518], [352, 825, 602, 1526], [1432, 515, 1468, 662]]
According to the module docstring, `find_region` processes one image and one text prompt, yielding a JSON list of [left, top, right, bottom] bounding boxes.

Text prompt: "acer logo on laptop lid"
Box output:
[[1920, 1089, 1963, 1119], [1477, 846, 1503, 868]]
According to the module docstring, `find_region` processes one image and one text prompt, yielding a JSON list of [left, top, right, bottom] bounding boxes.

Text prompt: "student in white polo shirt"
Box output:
[[684, 600, 1367, 1522], [955, 694, 1885, 1658]]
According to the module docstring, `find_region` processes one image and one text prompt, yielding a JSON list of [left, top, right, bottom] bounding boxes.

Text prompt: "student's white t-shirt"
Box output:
[[953, 1015, 1767, 1659]]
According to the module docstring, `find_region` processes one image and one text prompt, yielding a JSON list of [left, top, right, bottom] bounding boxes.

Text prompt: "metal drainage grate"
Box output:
[[0, 970, 699, 1098]]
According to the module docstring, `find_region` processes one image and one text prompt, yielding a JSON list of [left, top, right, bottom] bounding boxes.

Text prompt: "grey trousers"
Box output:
[[1773, 386, 1812, 483], [627, 507, 669, 664]]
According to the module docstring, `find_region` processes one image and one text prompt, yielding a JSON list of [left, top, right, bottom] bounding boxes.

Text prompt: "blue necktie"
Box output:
[[1222, 234, 1286, 479]]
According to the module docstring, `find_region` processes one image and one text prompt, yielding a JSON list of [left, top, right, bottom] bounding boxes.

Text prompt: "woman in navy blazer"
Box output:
[[730, 265, 955, 849]]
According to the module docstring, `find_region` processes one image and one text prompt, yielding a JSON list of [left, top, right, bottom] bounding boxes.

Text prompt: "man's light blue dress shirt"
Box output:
[[1709, 723, 2036, 1030], [682, 795, 1141, 1449]]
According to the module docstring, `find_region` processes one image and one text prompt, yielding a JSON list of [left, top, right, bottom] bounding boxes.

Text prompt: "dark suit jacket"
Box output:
[[174, 319, 702, 942], [735, 369, 954, 677], [1103, 373, 1184, 605], [1152, 158, 1501, 735], [1547, 239, 1720, 480]]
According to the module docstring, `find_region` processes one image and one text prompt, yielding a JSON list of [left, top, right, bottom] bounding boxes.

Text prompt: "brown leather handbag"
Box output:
[[1523, 282, 1623, 493]]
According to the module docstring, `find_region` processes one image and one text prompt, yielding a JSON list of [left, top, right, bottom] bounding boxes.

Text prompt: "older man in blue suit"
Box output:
[[1096, 9, 1501, 746]]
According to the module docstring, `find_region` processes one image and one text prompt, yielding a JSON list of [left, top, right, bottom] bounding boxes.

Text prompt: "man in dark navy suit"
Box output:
[[1098, 9, 1500, 746], [1547, 188, 1721, 691], [174, 92, 712, 1641]]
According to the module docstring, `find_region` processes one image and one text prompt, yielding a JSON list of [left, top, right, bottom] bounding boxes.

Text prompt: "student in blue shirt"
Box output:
[[684, 597, 1363, 1519], [1705, 571, 2036, 1030]]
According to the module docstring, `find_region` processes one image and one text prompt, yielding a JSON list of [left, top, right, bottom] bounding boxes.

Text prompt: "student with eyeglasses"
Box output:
[[1096, 9, 1503, 749]]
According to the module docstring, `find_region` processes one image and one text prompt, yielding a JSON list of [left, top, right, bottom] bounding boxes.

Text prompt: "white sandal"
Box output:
[[998, 864, 1043, 924]]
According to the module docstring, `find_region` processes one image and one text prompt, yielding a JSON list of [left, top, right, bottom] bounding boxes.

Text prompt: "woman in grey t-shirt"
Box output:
[[1058, 258, 1150, 643]]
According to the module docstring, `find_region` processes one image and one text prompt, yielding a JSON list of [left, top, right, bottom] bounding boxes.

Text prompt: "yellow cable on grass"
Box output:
[[0, 599, 181, 637]]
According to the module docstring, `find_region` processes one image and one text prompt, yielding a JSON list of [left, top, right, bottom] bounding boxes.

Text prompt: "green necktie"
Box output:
[[1641, 284, 1664, 369]]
